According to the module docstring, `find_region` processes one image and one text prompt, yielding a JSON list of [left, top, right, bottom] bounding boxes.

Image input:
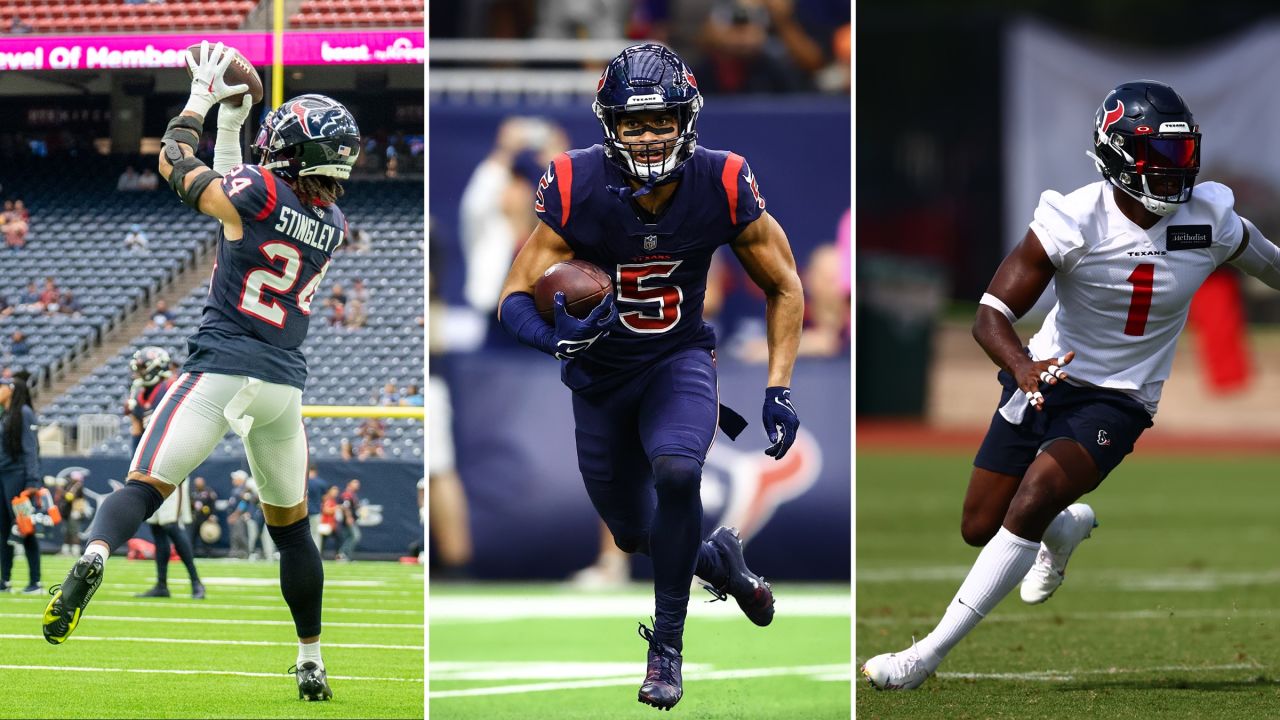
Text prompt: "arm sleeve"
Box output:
[[499, 292, 559, 357], [1028, 189, 1087, 272], [1229, 217, 1280, 290], [21, 406, 39, 486], [219, 164, 279, 223]]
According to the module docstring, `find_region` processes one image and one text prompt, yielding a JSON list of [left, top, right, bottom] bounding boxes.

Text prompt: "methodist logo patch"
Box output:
[[1166, 225, 1211, 251]]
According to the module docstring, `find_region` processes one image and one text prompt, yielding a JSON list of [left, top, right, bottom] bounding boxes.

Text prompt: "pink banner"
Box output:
[[0, 30, 424, 71]]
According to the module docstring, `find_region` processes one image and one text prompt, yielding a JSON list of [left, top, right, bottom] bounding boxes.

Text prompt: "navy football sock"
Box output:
[[86, 481, 165, 553], [149, 523, 170, 586], [166, 524, 201, 584], [268, 517, 324, 638], [648, 455, 704, 652], [694, 540, 724, 587]]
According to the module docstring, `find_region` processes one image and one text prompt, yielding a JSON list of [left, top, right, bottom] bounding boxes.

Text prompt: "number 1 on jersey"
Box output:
[[1124, 263, 1155, 336]]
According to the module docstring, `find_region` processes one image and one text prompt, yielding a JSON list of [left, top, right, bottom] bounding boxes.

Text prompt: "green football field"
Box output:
[[0, 554, 423, 719], [858, 451, 1280, 720], [429, 582, 851, 719]]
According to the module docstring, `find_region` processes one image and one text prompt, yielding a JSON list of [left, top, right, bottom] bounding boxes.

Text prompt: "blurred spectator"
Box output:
[[4, 213, 26, 250], [148, 299, 175, 330], [428, 376, 473, 579], [338, 479, 362, 561], [226, 470, 257, 559], [0, 294, 11, 318], [12, 200, 27, 224], [319, 485, 344, 559], [355, 418, 385, 459], [9, 16, 30, 34], [53, 289, 81, 316], [37, 277, 58, 308], [58, 469, 87, 556], [9, 331, 29, 357], [339, 438, 354, 461], [460, 117, 568, 331], [687, 0, 847, 94], [306, 464, 327, 550], [378, 382, 401, 406], [346, 225, 371, 252], [326, 283, 347, 327], [138, 168, 159, 191], [17, 281, 38, 308], [346, 278, 368, 328], [123, 224, 149, 253], [535, 0, 628, 38], [117, 167, 140, 191], [385, 142, 399, 178], [401, 383, 424, 407], [190, 476, 219, 557]]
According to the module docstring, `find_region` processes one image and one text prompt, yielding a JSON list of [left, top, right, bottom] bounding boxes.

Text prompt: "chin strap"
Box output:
[[607, 165, 685, 202]]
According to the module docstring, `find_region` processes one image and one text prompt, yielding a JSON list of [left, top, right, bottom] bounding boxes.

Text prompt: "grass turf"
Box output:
[[0, 554, 423, 719], [857, 451, 1280, 720], [429, 582, 851, 719]]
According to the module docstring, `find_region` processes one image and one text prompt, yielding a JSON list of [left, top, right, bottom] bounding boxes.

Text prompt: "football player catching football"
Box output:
[[42, 42, 360, 702], [863, 80, 1280, 690], [497, 44, 804, 710]]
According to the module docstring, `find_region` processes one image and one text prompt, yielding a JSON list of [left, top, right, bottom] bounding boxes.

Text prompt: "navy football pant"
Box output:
[[572, 348, 725, 651]]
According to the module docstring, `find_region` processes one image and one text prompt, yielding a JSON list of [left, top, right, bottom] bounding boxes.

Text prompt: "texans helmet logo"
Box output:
[[1100, 100, 1125, 134]]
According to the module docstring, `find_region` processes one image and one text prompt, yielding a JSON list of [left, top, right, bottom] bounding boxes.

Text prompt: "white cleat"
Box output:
[[860, 640, 936, 690], [1020, 503, 1098, 605]]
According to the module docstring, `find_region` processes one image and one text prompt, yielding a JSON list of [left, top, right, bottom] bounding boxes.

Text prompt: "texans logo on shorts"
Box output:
[[1097, 430, 1111, 447]]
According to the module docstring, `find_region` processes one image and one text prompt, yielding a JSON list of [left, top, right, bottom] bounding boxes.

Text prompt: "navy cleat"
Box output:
[[637, 622, 683, 710], [43, 553, 105, 645], [135, 585, 171, 598], [292, 662, 333, 701], [703, 526, 774, 627]]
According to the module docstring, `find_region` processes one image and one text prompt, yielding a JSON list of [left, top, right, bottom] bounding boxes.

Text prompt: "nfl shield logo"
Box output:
[[643, 235, 658, 251]]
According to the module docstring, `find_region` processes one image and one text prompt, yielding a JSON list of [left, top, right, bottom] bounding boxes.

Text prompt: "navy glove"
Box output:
[[552, 291, 618, 360], [762, 386, 799, 459]]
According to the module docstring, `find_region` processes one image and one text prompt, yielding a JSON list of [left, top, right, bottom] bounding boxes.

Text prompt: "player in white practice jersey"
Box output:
[[863, 80, 1280, 690]]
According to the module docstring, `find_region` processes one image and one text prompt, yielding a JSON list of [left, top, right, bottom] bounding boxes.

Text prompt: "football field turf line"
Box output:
[[930, 662, 1261, 682], [0, 664, 423, 682], [0, 612, 422, 628], [0, 633, 422, 649], [429, 663, 849, 698]]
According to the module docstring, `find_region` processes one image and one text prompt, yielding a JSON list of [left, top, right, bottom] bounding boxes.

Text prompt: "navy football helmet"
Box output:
[[1088, 80, 1200, 217], [593, 44, 703, 183], [130, 346, 171, 388], [255, 94, 361, 180]]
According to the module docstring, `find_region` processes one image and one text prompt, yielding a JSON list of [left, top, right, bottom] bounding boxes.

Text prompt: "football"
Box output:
[[534, 259, 613, 323], [185, 43, 264, 106]]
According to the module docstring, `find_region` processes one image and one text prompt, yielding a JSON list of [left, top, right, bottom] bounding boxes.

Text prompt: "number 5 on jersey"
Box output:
[[617, 261, 683, 333]]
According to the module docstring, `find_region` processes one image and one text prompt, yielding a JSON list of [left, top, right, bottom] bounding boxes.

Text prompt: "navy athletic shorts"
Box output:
[[973, 369, 1153, 481]]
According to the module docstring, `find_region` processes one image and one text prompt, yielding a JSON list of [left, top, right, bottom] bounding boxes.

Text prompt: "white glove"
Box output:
[[184, 41, 249, 120], [214, 95, 253, 174]]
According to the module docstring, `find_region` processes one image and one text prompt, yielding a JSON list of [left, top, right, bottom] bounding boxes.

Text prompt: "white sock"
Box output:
[[298, 641, 324, 670], [915, 526, 1039, 663], [83, 543, 110, 563]]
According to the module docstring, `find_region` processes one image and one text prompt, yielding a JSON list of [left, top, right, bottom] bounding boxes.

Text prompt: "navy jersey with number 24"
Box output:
[[183, 164, 346, 390], [535, 144, 765, 393]]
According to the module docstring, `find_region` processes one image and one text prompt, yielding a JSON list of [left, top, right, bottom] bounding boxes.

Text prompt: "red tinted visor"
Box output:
[[1135, 135, 1199, 171]]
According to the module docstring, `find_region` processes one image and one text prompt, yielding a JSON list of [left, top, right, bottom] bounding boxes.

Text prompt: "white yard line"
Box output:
[[0, 613, 421, 629], [430, 594, 849, 622], [858, 607, 1280, 627], [0, 663, 421, 682], [931, 662, 1262, 683], [24, 599, 422, 616], [430, 663, 849, 699], [0, 633, 421, 650]]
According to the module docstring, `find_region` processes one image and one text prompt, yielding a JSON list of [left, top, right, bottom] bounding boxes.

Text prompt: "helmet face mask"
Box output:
[[594, 44, 704, 183], [255, 94, 361, 181], [1089, 80, 1200, 217], [130, 346, 171, 388]]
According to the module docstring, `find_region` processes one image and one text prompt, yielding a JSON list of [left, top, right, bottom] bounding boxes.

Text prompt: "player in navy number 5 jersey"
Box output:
[[498, 44, 804, 711], [43, 42, 358, 702]]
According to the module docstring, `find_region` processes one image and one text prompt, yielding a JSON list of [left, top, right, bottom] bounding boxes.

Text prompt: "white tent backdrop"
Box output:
[[1004, 18, 1280, 253]]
